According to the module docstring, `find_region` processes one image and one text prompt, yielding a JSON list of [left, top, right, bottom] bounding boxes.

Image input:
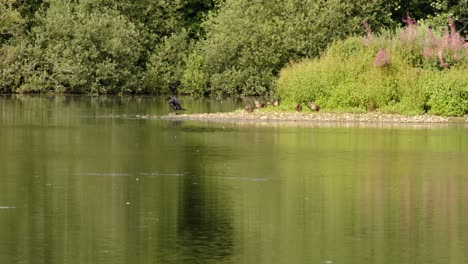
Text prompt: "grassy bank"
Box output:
[[276, 19, 467, 116]]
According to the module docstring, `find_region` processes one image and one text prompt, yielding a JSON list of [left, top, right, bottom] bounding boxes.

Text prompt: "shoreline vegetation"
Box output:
[[1, 1, 467, 116], [276, 18, 467, 117]]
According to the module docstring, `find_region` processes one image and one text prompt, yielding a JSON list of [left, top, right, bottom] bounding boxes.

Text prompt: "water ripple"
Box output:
[[76, 173, 131, 177]]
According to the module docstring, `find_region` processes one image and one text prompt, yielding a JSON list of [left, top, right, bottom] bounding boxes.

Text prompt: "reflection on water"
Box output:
[[0, 95, 467, 264]]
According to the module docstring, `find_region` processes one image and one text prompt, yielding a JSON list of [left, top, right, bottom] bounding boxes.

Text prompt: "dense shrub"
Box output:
[[425, 69, 468, 116], [384, 0, 467, 35], [0, 0, 25, 43], [1, 0, 466, 95], [0, 40, 28, 92], [0, 0, 29, 93], [277, 19, 468, 116], [180, 50, 208, 95], [80, 0, 217, 64], [182, 0, 394, 96], [144, 30, 190, 94], [1, 0, 218, 94], [8, 1, 142, 94]]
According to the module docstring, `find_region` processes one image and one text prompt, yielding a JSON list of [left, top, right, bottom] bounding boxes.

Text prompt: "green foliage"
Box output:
[[0, 0, 25, 43], [277, 27, 468, 116], [144, 30, 190, 94], [180, 50, 208, 96], [75, 0, 218, 67], [1, 0, 220, 94], [425, 68, 468, 116], [7, 0, 143, 94], [0, 40, 28, 92], [11, 0, 43, 30], [1, 0, 466, 96], [384, 0, 468, 35], [182, 0, 394, 96]]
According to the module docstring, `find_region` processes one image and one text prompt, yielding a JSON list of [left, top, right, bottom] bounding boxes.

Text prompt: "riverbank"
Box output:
[[158, 110, 468, 125]]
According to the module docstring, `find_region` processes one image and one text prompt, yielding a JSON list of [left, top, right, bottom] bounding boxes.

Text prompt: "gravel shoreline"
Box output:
[[156, 110, 468, 127]]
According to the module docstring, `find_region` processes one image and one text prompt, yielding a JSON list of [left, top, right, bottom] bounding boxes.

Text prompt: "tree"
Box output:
[[385, 0, 467, 33], [73, 0, 219, 94], [182, 0, 395, 96], [0, 0, 25, 43], [15, 0, 142, 94], [144, 30, 190, 94]]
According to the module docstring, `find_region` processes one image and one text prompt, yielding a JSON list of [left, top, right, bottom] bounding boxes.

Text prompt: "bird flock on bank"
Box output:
[[167, 96, 320, 115], [245, 99, 320, 113]]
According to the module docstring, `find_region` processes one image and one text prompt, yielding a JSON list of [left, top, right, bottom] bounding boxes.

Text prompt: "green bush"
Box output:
[[1, 0, 218, 94], [0, 37, 41, 93], [144, 30, 190, 94], [2, 0, 466, 96], [425, 68, 468, 116], [180, 50, 208, 96], [15, 0, 142, 94], [276, 24, 468, 116], [182, 0, 394, 96], [0, 0, 25, 43]]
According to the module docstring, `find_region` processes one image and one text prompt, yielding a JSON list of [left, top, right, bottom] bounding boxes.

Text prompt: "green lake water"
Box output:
[[0, 95, 467, 264]]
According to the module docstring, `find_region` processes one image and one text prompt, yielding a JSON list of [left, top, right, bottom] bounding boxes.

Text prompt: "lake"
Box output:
[[0, 95, 467, 264]]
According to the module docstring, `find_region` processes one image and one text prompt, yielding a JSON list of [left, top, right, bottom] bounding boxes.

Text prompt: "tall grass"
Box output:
[[277, 17, 467, 116]]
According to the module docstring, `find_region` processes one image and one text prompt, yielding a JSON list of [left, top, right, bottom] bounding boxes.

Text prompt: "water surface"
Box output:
[[0, 95, 467, 264]]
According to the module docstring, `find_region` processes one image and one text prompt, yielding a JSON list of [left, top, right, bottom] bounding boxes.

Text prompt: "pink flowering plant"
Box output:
[[389, 16, 466, 69], [373, 49, 391, 67], [278, 16, 467, 116]]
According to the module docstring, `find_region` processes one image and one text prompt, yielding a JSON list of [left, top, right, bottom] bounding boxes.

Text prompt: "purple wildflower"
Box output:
[[402, 15, 417, 26], [362, 20, 373, 45], [373, 49, 391, 67]]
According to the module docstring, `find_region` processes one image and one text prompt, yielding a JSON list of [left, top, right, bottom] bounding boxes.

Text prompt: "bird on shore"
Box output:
[[295, 103, 302, 112], [273, 100, 280, 107], [254, 100, 263, 109], [244, 104, 253, 113], [306, 101, 320, 112], [167, 96, 186, 114]]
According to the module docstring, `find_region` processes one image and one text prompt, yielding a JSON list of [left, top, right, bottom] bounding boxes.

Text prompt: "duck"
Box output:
[[254, 100, 263, 109], [306, 101, 320, 112], [295, 103, 302, 112]]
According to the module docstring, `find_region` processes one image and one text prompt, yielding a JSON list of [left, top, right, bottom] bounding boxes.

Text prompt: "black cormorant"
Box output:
[[167, 96, 186, 114]]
